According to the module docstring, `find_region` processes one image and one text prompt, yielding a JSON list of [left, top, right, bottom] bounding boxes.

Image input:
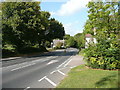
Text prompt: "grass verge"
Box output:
[[57, 65, 118, 88]]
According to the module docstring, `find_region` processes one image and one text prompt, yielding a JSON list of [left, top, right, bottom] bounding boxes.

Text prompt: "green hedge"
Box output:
[[84, 39, 120, 70]]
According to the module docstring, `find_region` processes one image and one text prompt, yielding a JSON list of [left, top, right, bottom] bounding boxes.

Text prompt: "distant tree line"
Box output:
[[2, 2, 65, 55], [64, 33, 85, 50]]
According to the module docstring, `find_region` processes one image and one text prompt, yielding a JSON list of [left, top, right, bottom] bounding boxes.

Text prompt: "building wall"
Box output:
[[85, 38, 97, 48]]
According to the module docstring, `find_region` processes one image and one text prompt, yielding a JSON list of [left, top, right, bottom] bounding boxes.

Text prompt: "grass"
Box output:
[[57, 65, 118, 88]]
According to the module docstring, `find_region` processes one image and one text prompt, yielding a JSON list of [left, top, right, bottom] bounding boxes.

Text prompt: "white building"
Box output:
[[52, 39, 65, 48], [85, 34, 97, 48]]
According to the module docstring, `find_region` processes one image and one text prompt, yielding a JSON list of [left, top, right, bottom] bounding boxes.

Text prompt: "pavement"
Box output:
[[1, 48, 84, 89]]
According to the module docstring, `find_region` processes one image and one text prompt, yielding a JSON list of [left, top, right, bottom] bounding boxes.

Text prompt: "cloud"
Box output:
[[55, 0, 91, 16], [49, 11, 56, 16], [64, 21, 83, 36]]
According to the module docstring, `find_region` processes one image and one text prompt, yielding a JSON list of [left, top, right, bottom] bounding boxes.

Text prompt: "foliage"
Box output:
[[48, 18, 65, 41], [2, 2, 41, 50], [74, 33, 85, 49], [2, 2, 65, 56], [45, 41, 51, 48], [66, 36, 76, 48], [84, 1, 120, 70]]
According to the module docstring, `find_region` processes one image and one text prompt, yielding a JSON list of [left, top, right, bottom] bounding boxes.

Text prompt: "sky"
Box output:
[[40, 0, 91, 36]]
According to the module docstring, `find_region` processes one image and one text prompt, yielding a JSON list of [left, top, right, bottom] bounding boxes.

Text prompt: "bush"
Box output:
[[84, 39, 120, 70], [2, 49, 17, 58]]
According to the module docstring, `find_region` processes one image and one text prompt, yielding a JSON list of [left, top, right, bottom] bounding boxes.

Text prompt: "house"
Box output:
[[85, 27, 120, 48], [51, 39, 65, 48], [85, 34, 97, 48]]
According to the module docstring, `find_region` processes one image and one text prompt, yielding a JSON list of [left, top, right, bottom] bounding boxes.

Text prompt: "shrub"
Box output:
[[84, 39, 120, 70]]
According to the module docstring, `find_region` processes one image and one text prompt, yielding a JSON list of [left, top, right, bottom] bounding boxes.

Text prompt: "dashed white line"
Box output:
[[3, 62, 28, 69], [45, 77, 57, 87], [50, 70, 56, 74], [11, 67, 22, 71], [57, 70, 66, 76], [11, 63, 36, 71], [47, 60, 58, 65]]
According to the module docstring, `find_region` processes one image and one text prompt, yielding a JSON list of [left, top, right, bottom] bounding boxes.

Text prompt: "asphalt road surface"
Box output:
[[2, 48, 78, 89]]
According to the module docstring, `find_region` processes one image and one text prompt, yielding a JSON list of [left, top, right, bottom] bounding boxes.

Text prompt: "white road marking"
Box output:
[[56, 59, 68, 69], [70, 66, 76, 68], [57, 56, 73, 69], [46, 56, 53, 58], [2, 57, 21, 60], [24, 86, 30, 90], [45, 77, 57, 87], [38, 76, 46, 82], [64, 56, 73, 67], [11, 63, 36, 71], [11, 67, 22, 71], [47, 60, 58, 65], [50, 70, 56, 74], [57, 70, 66, 76], [3, 62, 28, 69], [31, 59, 42, 63]]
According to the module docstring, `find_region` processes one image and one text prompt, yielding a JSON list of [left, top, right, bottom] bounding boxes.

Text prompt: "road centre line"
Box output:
[[11, 63, 36, 71], [4, 58, 46, 69], [47, 60, 58, 65], [3, 62, 28, 69], [46, 56, 58, 59]]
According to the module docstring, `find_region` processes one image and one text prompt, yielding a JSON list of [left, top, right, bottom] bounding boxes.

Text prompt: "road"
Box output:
[[2, 48, 78, 89]]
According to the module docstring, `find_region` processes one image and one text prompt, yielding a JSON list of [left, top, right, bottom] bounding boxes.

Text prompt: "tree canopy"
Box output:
[[2, 2, 65, 53]]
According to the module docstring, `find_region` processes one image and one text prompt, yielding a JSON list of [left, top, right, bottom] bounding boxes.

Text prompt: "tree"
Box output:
[[2, 2, 42, 50], [74, 33, 85, 49], [48, 18, 65, 41], [66, 36, 76, 47]]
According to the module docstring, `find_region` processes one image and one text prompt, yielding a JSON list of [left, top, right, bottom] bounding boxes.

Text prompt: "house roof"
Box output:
[[85, 34, 92, 38]]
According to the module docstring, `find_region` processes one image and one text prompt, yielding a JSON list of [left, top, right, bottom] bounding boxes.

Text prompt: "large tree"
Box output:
[[2, 2, 42, 50], [48, 18, 65, 41]]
